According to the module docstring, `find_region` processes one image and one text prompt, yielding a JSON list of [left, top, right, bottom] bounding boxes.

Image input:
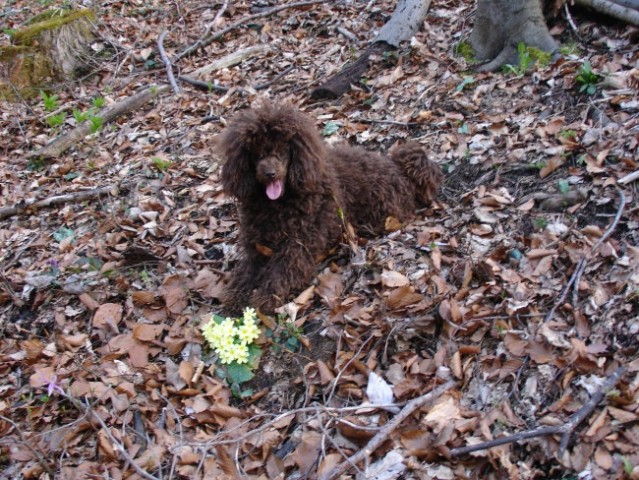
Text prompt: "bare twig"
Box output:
[[336, 25, 359, 42], [58, 390, 159, 480], [450, 366, 625, 457], [0, 415, 53, 476], [356, 118, 419, 127], [0, 183, 128, 221], [545, 187, 626, 321], [570, 187, 626, 306], [212, 0, 229, 25], [564, 3, 580, 36], [618, 169, 639, 185], [319, 380, 458, 480], [175, 0, 326, 60], [158, 31, 180, 94]]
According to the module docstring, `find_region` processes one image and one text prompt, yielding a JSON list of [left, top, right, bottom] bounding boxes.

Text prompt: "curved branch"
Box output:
[[450, 366, 626, 457], [574, 0, 639, 25]]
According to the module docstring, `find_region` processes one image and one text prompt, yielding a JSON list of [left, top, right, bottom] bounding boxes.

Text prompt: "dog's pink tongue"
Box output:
[[266, 180, 283, 200]]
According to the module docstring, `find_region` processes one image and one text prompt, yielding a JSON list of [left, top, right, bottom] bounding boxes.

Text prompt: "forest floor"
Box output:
[[1, 0, 638, 479]]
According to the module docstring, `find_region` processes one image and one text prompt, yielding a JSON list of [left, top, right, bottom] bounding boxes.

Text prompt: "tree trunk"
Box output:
[[470, 0, 557, 72]]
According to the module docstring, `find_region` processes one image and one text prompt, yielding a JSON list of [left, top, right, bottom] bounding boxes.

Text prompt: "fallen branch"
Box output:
[[311, 42, 394, 99], [618, 169, 639, 185], [65, 395, 161, 480], [175, 0, 325, 60], [570, 187, 626, 306], [574, 0, 639, 25], [319, 380, 457, 480], [450, 366, 625, 457], [0, 184, 126, 221], [158, 31, 180, 94], [29, 85, 171, 159], [545, 187, 626, 321], [187, 45, 272, 79]]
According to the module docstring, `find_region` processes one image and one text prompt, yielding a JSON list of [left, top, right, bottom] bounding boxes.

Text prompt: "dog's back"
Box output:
[[390, 142, 443, 205], [329, 142, 441, 236]]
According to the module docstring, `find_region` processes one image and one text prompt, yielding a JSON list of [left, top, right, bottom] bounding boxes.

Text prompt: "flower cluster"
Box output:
[[201, 308, 261, 364]]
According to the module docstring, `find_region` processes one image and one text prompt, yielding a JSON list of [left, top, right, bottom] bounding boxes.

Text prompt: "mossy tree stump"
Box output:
[[0, 8, 96, 98]]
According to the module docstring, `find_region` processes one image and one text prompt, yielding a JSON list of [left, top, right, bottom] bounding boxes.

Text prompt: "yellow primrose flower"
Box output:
[[243, 307, 257, 322], [238, 318, 260, 345]]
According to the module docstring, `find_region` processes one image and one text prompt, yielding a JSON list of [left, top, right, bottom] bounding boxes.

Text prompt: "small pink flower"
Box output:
[[46, 375, 64, 396]]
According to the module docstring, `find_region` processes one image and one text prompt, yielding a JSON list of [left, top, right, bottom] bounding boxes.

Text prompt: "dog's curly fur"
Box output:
[[218, 102, 442, 313]]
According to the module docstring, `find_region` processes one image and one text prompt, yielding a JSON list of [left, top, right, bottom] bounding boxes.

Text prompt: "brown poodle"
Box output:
[[218, 102, 442, 314]]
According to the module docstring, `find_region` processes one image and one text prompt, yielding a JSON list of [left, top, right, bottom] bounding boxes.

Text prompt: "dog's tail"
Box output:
[[390, 142, 443, 205]]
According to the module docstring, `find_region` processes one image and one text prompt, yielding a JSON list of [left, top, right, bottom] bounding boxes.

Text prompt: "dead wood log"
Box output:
[[574, 0, 639, 24], [0, 183, 127, 221], [311, 0, 432, 99], [29, 85, 171, 159], [310, 42, 395, 99], [450, 366, 626, 456]]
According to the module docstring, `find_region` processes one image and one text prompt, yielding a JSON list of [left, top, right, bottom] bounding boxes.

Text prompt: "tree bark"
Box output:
[[470, 0, 558, 72]]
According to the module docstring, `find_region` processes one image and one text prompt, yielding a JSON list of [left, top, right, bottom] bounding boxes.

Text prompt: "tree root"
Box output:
[[575, 0, 639, 25]]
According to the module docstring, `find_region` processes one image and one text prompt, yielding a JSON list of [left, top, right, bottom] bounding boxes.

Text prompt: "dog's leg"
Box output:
[[223, 254, 264, 314], [250, 244, 316, 314]]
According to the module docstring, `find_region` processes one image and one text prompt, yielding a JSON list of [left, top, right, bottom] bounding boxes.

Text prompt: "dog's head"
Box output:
[[218, 103, 328, 201]]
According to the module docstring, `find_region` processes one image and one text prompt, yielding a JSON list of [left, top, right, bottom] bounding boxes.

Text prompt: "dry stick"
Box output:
[[71, 398, 161, 480], [570, 187, 626, 307], [175, 0, 327, 60], [545, 187, 626, 321], [0, 183, 127, 221], [618, 169, 639, 185], [30, 85, 171, 159], [0, 414, 53, 476], [158, 31, 180, 94], [450, 366, 626, 457], [319, 380, 458, 480]]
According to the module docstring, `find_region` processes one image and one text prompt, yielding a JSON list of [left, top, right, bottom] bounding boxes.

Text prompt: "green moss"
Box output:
[[527, 46, 552, 67], [12, 9, 96, 46], [454, 41, 476, 63], [0, 45, 30, 62], [559, 42, 581, 57], [26, 7, 74, 25]]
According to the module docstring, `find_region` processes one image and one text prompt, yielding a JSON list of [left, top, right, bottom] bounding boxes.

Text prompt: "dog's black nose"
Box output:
[[265, 171, 276, 179]]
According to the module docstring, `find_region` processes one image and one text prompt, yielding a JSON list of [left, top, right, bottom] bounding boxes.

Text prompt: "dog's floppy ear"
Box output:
[[286, 115, 328, 193], [218, 117, 260, 201]]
